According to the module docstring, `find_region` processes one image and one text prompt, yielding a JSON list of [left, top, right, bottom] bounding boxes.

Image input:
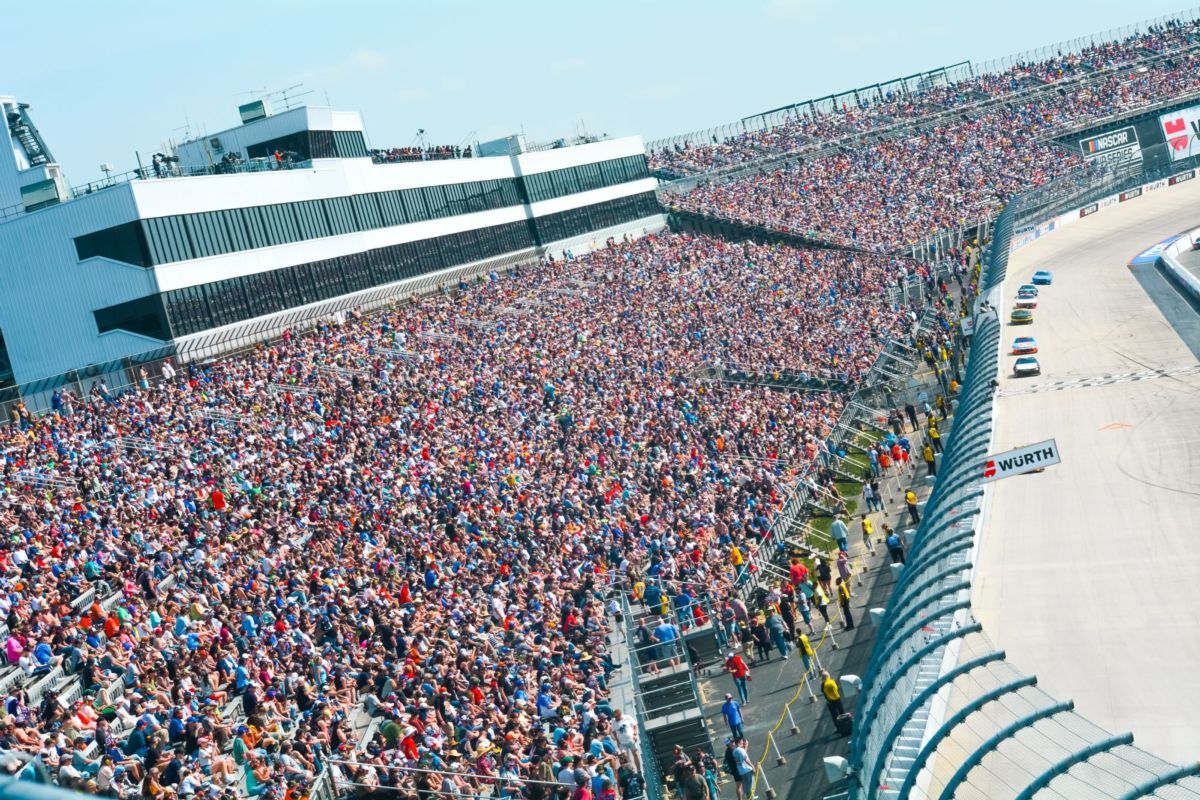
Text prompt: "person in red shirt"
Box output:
[[724, 651, 750, 702], [788, 558, 808, 587]]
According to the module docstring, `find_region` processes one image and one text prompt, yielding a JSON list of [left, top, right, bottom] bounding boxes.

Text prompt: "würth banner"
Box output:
[[981, 439, 1061, 483]]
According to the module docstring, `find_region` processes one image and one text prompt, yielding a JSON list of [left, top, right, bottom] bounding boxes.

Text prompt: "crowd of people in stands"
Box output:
[[0, 231, 922, 799], [370, 145, 472, 164], [2, 12, 1195, 800], [666, 40, 1200, 252], [649, 18, 1200, 178]]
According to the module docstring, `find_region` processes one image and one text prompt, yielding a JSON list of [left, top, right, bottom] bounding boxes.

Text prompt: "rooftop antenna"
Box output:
[[236, 84, 314, 111], [173, 114, 194, 142]]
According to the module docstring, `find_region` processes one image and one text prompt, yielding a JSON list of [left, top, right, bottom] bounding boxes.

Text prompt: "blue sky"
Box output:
[[7, 0, 1195, 183]]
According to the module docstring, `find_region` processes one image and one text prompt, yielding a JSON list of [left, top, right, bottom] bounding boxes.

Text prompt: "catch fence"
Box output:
[[834, 152, 1200, 800]]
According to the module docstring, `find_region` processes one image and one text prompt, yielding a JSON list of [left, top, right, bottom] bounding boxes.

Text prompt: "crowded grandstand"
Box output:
[[0, 8, 1198, 800]]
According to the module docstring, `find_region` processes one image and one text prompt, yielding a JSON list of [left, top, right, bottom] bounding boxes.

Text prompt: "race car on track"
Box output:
[[1017, 284, 1039, 298], [1011, 337, 1038, 354], [1010, 309, 1034, 325], [1013, 356, 1042, 377], [1015, 296, 1038, 309], [1032, 270, 1053, 285]]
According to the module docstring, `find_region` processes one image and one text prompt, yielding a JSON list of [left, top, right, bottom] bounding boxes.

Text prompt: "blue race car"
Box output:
[[1032, 270, 1053, 285]]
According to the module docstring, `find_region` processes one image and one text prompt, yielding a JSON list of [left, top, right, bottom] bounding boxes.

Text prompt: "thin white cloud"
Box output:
[[396, 86, 432, 102], [349, 48, 391, 73], [551, 56, 589, 75], [634, 84, 680, 102]]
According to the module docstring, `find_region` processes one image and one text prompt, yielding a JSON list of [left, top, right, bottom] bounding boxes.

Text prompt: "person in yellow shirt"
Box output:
[[860, 515, 875, 556], [821, 670, 845, 722], [904, 489, 920, 524], [837, 578, 854, 630], [730, 545, 746, 585]]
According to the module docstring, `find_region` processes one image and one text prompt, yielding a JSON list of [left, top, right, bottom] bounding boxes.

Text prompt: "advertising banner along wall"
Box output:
[[981, 439, 1061, 483], [1159, 104, 1200, 162]]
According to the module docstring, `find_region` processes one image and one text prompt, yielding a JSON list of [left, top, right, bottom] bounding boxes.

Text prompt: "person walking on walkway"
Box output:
[[679, 761, 710, 800], [724, 651, 750, 702], [612, 709, 642, 774], [905, 403, 919, 432], [794, 588, 815, 635], [836, 550, 852, 587], [821, 670, 846, 723], [766, 609, 790, 660], [886, 529, 906, 564], [831, 516, 849, 552], [928, 422, 943, 453], [797, 631, 817, 675], [923, 444, 936, 477], [860, 515, 876, 556], [837, 578, 855, 630], [722, 693, 746, 741], [749, 616, 771, 664], [815, 557, 834, 596], [904, 489, 920, 524], [813, 581, 832, 626], [731, 738, 756, 800], [723, 740, 744, 800]]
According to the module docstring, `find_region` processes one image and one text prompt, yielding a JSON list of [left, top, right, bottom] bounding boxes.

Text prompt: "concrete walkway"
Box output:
[[695, 402, 951, 800]]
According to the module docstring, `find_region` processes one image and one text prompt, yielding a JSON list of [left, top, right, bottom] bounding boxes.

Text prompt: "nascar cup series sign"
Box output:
[[981, 439, 1061, 483], [1078, 127, 1142, 169]]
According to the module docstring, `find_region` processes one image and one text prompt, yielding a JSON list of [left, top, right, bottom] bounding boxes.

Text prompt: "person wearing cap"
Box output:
[[724, 650, 750, 703], [679, 760, 711, 800], [721, 693, 745, 741]]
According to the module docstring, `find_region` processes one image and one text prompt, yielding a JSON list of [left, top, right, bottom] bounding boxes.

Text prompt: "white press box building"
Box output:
[[0, 95, 664, 402]]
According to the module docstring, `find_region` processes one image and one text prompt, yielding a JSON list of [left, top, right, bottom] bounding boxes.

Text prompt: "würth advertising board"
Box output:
[[981, 439, 1061, 483]]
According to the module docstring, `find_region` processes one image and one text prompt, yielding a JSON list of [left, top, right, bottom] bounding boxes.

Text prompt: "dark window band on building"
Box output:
[[93, 295, 170, 340], [74, 179, 525, 268], [520, 154, 650, 203], [75, 221, 152, 266], [531, 191, 662, 245], [245, 129, 369, 161], [159, 218, 538, 337]]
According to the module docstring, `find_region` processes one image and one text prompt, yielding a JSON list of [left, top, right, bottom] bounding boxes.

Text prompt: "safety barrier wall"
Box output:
[[1154, 224, 1200, 304], [840, 158, 1200, 799]]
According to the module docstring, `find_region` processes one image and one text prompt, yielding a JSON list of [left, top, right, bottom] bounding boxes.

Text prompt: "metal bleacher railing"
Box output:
[[834, 157, 1200, 800]]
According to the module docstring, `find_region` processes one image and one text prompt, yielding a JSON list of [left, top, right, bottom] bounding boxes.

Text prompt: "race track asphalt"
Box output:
[[973, 178, 1200, 765]]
